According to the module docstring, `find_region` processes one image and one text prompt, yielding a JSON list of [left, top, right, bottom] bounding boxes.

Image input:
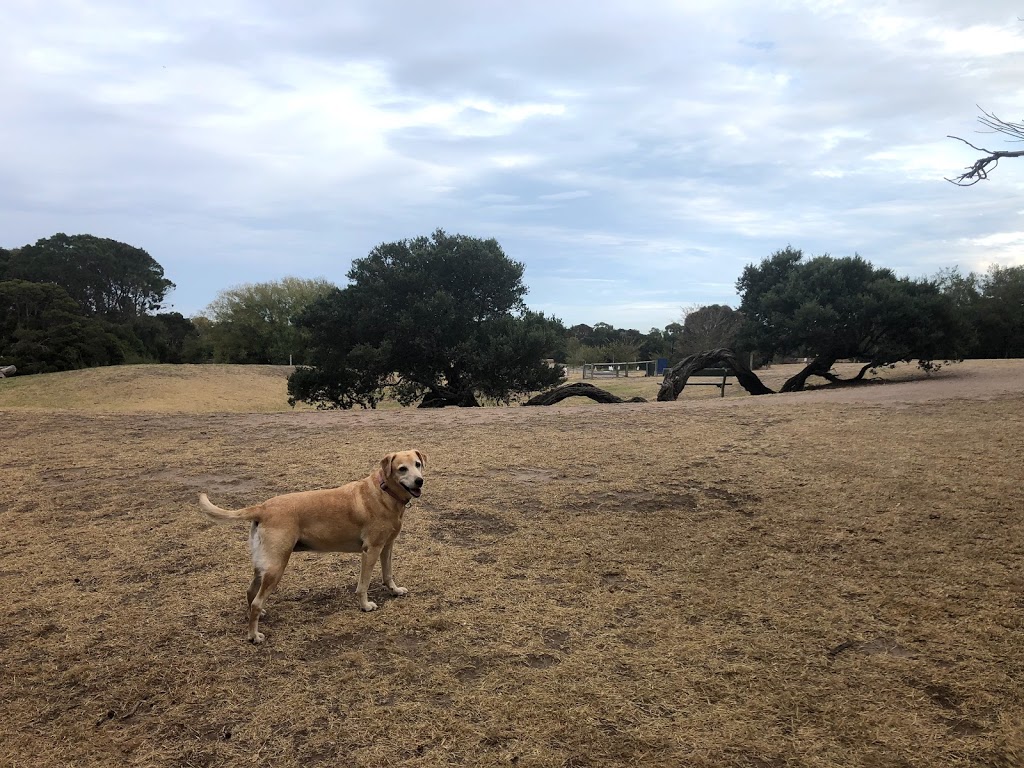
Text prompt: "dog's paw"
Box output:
[[361, 601, 379, 612], [249, 631, 266, 644], [389, 586, 409, 596]]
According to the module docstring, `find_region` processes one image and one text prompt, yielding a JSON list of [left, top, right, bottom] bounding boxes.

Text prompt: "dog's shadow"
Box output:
[[276, 583, 397, 613]]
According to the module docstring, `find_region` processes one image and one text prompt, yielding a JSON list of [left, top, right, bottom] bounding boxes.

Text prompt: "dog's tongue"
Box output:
[[409, 487, 422, 498]]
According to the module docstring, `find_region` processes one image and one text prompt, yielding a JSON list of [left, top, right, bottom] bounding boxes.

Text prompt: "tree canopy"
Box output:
[[0, 280, 126, 373], [736, 247, 964, 391], [4, 233, 174, 319], [675, 304, 743, 358], [0, 233, 203, 372], [937, 264, 1024, 359], [202, 277, 336, 364], [288, 230, 566, 408]]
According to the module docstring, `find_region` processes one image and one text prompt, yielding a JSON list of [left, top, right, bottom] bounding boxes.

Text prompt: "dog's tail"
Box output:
[[198, 493, 261, 523]]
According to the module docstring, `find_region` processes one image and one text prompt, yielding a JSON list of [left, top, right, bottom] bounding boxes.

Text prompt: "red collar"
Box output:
[[376, 470, 411, 505]]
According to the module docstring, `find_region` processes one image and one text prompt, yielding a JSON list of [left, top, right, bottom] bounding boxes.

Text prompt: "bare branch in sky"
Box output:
[[947, 107, 1024, 186]]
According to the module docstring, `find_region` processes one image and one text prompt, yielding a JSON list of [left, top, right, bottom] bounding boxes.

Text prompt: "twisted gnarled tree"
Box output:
[[731, 248, 965, 393], [657, 348, 773, 401]]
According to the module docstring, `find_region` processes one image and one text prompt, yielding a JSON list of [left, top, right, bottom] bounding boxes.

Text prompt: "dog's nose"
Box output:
[[414, 477, 423, 488]]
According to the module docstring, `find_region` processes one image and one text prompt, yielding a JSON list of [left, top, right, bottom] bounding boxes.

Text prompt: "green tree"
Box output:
[[0, 280, 126, 373], [736, 248, 965, 391], [203, 277, 336, 364], [565, 339, 603, 367], [6, 234, 174, 319], [289, 230, 566, 408], [975, 265, 1024, 358], [126, 312, 206, 364], [674, 304, 743, 358], [602, 340, 642, 363]]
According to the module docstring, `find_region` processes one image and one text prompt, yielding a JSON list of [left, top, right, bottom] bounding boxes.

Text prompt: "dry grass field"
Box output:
[[1, 361, 1022, 767]]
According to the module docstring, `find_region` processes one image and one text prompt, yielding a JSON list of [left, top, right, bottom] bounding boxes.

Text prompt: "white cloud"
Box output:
[[2, 0, 1023, 325]]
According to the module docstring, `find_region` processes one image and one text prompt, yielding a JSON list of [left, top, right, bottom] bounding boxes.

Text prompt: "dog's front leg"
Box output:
[[356, 545, 384, 611], [380, 539, 407, 597]]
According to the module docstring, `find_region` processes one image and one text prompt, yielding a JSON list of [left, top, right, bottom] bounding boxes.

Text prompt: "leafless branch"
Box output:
[[947, 107, 1024, 186]]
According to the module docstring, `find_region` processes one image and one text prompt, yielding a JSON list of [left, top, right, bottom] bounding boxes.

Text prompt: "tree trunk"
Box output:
[[657, 348, 774, 401], [418, 386, 481, 408], [523, 382, 646, 406], [779, 355, 838, 392]]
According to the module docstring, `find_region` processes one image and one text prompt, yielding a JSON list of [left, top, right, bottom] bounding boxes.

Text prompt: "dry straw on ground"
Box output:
[[1, 360, 1022, 767]]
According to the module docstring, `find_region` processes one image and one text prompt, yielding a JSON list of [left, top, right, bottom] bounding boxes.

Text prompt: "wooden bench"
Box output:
[[687, 368, 733, 397]]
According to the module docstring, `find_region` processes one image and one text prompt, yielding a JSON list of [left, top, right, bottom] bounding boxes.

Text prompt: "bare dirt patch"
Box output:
[[1, 361, 1022, 767]]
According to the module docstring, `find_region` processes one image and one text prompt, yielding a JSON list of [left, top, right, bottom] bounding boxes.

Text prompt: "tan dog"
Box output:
[[199, 450, 426, 643]]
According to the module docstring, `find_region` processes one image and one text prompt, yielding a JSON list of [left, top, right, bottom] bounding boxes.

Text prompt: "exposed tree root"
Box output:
[[523, 382, 647, 406]]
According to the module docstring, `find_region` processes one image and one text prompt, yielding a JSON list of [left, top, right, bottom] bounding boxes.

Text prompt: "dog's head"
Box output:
[[380, 450, 427, 499]]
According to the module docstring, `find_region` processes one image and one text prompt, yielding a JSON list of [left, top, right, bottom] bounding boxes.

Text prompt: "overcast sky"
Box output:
[[2, 1, 1023, 329]]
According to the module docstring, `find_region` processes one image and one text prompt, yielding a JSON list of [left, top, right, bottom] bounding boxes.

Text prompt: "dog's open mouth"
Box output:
[[405, 486, 422, 498]]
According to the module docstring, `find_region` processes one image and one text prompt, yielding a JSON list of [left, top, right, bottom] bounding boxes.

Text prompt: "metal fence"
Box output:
[[581, 360, 657, 379]]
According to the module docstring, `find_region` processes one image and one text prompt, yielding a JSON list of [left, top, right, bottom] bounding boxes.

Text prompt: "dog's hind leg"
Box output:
[[246, 569, 266, 615], [247, 565, 286, 643], [246, 524, 293, 643]]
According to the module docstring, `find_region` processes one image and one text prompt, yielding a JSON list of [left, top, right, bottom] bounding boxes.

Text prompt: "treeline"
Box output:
[[2, 232, 1023, 381], [0, 234, 201, 374], [0, 234, 337, 373], [565, 304, 744, 365]]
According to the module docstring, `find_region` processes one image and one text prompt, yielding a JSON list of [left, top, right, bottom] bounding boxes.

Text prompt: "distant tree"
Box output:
[[934, 267, 981, 355], [203, 277, 336, 365], [5, 234, 174, 319], [565, 322, 662, 362], [185, 316, 216, 363], [736, 247, 965, 391], [567, 322, 615, 350], [935, 265, 1024, 358], [947, 108, 1024, 186], [0, 280, 125, 373], [289, 230, 565, 408], [675, 304, 744, 358], [602, 339, 641, 363], [127, 312, 206, 364], [567, 323, 594, 342], [640, 324, 681, 360], [565, 339, 603, 367], [974, 265, 1024, 358]]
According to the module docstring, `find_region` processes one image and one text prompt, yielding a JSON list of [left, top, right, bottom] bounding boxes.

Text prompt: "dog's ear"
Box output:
[[414, 450, 427, 467], [380, 453, 395, 476]]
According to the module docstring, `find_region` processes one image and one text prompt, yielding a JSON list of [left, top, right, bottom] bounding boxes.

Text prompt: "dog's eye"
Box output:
[[398, 466, 407, 473], [414, 462, 421, 468]]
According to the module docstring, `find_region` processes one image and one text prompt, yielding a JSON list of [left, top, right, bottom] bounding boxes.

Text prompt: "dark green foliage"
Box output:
[[289, 230, 566, 408], [935, 265, 1024, 359], [0, 280, 126, 373], [0, 234, 189, 372], [974, 265, 1024, 358], [565, 322, 670, 365], [129, 313, 208, 364], [6, 233, 173, 319], [736, 248, 965, 370], [675, 305, 743, 358]]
